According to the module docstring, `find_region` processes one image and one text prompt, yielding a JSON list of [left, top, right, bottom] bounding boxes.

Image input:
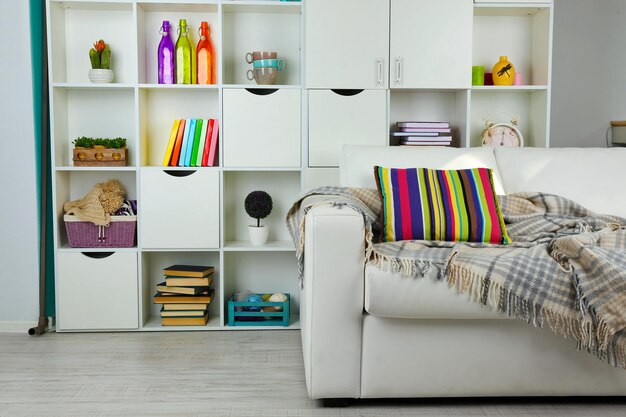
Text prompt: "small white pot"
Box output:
[[88, 69, 114, 83], [248, 225, 268, 246]]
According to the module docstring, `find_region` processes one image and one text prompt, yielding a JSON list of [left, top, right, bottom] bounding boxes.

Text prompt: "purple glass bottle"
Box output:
[[158, 20, 175, 84]]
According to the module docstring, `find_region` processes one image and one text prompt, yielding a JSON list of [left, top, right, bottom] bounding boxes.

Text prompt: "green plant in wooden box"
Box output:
[[72, 137, 128, 167]]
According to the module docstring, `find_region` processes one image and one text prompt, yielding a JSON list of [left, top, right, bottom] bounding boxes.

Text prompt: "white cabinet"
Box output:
[[305, 0, 389, 89], [140, 169, 220, 249], [223, 89, 301, 167], [390, 0, 473, 89], [57, 252, 138, 330], [308, 89, 388, 167]]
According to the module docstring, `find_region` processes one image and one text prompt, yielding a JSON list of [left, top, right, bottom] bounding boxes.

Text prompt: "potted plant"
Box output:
[[244, 191, 273, 246], [88, 39, 113, 83], [73, 137, 127, 167]]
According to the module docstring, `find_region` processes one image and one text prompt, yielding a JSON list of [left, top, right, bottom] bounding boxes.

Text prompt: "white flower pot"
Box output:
[[88, 69, 114, 83], [248, 225, 268, 246]]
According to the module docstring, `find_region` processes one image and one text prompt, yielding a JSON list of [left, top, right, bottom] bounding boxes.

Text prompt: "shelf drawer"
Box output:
[[57, 252, 138, 330], [308, 89, 387, 167], [223, 89, 301, 167], [140, 169, 219, 249]]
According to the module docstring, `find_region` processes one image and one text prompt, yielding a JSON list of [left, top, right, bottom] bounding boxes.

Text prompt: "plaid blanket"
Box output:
[[286, 187, 626, 368]]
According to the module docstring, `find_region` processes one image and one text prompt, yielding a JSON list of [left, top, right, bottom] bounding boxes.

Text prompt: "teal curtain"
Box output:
[[30, 0, 55, 317]]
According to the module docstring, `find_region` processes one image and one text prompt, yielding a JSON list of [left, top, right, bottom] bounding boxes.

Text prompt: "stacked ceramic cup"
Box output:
[[246, 51, 285, 85]]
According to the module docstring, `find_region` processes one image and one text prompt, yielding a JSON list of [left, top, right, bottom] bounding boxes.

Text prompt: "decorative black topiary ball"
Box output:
[[245, 191, 273, 227]]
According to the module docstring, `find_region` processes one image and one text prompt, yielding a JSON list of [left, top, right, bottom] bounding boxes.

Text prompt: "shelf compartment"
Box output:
[[138, 88, 219, 167], [223, 251, 300, 323], [469, 90, 549, 148], [473, 5, 551, 86], [52, 87, 136, 167], [308, 89, 388, 167], [303, 167, 340, 191], [389, 90, 469, 148], [136, 3, 219, 84], [223, 170, 300, 243], [140, 251, 221, 329], [57, 251, 138, 331], [222, 5, 301, 85], [48, 1, 136, 84], [54, 171, 137, 249], [223, 88, 301, 167], [140, 169, 220, 249]]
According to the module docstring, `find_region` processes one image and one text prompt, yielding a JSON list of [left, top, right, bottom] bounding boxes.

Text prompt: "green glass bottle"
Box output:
[[175, 19, 194, 84]]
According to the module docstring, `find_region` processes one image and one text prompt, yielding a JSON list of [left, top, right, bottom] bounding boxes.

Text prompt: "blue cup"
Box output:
[[252, 58, 285, 71]]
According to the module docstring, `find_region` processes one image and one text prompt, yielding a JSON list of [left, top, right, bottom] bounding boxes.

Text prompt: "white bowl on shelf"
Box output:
[[88, 69, 114, 83]]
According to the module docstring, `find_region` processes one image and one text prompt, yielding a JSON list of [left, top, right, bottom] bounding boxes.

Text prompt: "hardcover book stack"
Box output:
[[154, 264, 215, 326], [162, 119, 219, 167], [392, 121, 452, 146]]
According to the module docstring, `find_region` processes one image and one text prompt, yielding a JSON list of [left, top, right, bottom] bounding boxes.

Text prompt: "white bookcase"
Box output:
[[304, 0, 553, 188], [47, 0, 553, 332], [47, 0, 305, 332]]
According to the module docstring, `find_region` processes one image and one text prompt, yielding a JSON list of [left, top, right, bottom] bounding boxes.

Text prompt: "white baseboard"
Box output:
[[0, 321, 38, 333]]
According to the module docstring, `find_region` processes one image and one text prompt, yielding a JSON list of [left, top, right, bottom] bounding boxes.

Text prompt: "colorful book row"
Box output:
[[163, 119, 219, 167]]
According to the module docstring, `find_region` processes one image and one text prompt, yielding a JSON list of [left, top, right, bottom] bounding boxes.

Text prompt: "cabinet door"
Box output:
[[306, 0, 389, 89], [390, 0, 472, 89], [140, 169, 219, 249], [57, 252, 138, 330], [223, 89, 301, 167], [308, 89, 388, 167]]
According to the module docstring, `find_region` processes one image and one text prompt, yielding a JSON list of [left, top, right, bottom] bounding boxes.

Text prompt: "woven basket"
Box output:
[[64, 215, 137, 248]]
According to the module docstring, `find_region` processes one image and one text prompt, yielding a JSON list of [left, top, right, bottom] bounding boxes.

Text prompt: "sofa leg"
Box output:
[[322, 398, 351, 407]]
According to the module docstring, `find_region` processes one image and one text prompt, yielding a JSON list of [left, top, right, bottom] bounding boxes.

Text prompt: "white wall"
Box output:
[[0, 0, 39, 328], [551, 0, 626, 147]]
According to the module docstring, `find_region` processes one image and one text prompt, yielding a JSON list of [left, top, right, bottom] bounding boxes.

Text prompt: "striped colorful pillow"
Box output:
[[374, 166, 510, 244]]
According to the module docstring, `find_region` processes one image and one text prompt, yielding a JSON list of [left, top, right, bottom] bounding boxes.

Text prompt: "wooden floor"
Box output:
[[1, 331, 625, 417]]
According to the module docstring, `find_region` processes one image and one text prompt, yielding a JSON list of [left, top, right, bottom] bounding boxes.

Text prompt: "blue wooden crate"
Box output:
[[228, 293, 290, 327]]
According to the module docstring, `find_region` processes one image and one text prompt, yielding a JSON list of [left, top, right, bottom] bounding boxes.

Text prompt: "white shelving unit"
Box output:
[[47, 0, 303, 332], [303, 0, 553, 188], [47, 0, 553, 332]]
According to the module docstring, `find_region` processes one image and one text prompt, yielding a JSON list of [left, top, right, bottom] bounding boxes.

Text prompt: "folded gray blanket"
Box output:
[[287, 187, 626, 368]]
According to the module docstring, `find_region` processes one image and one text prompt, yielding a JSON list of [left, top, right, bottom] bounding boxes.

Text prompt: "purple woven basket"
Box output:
[[64, 215, 137, 248]]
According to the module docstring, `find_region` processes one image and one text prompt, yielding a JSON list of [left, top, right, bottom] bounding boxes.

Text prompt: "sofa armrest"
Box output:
[[300, 204, 365, 399]]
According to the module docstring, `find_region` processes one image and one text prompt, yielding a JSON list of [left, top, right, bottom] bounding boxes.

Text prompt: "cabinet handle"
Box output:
[[395, 57, 402, 86], [377, 58, 384, 87]]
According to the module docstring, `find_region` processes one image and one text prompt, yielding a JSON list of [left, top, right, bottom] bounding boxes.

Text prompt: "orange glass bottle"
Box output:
[[196, 22, 214, 84]]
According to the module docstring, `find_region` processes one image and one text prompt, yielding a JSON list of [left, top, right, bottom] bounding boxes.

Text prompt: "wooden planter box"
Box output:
[[73, 147, 127, 167]]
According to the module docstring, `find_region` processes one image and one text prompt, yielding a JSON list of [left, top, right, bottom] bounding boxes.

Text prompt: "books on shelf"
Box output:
[[163, 264, 214, 277], [163, 119, 219, 167], [154, 264, 216, 326], [161, 312, 209, 326], [156, 282, 211, 295], [397, 121, 450, 129], [162, 303, 210, 311], [165, 275, 213, 287], [394, 121, 453, 147], [160, 308, 208, 317], [154, 289, 214, 304]]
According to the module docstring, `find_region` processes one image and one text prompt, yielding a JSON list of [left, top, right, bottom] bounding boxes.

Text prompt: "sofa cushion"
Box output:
[[495, 147, 626, 218], [341, 145, 505, 195], [364, 263, 508, 320], [374, 166, 510, 244]]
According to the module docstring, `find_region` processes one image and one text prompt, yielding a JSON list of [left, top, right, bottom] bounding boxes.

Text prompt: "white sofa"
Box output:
[[300, 145, 626, 401]]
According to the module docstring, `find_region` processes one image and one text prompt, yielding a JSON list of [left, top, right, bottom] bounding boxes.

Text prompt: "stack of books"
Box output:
[[392, 121, 452, 146], [162, 119, 219, 167], [154, 264, 215, 326]]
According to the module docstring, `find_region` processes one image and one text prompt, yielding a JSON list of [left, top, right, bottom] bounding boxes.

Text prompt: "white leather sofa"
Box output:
[[300, 146, 626, 401]]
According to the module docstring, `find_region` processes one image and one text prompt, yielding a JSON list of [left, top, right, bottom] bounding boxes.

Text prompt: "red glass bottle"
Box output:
[[196, 22, 214, 84]]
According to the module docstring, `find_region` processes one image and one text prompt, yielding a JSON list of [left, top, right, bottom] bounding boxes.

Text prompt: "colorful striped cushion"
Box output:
[[374, 166, 510, 244]]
